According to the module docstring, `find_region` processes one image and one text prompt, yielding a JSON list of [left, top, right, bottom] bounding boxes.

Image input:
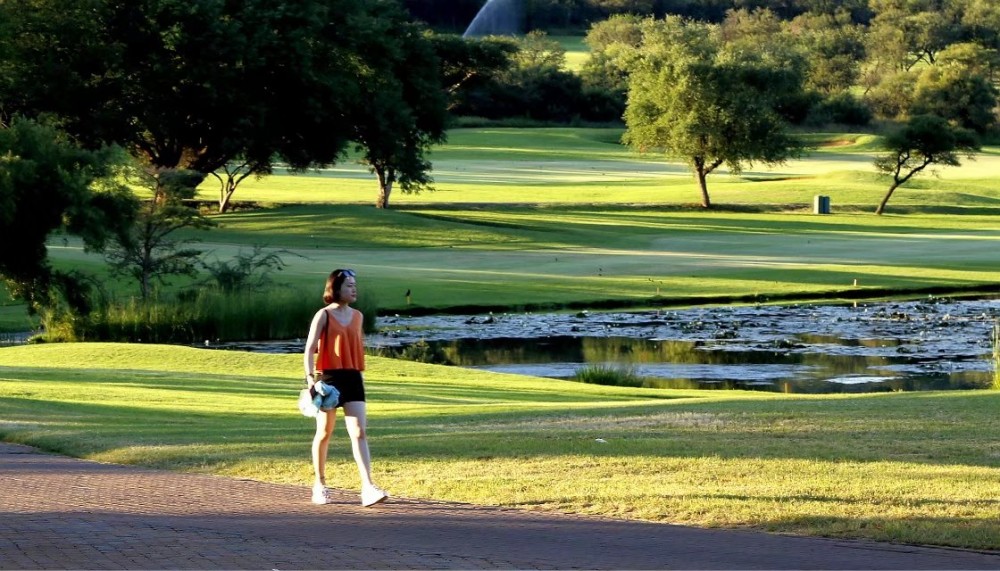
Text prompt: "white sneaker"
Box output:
[[312, 484, 331, 505], [361, 485, 388, 507]]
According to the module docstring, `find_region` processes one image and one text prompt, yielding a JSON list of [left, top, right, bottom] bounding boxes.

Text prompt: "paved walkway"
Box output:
[[2, 443, 999, 570]]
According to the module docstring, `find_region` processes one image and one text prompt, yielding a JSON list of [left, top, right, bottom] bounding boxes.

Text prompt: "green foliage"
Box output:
[[200, 245, 295, 293], [911, 65, 999, 134], [395, 339, 449, 364], [573, 363, 645, 387], [350, 5, 449, 208], [788, 9, 866, 95], [0, 0, 385, 211], [806, 91, 873, 126], [105, 168, 215, 300], [69, 288, 317, 344], [0, 116, 135, 310], [456, 31, 620, 122], [428, 33, 518, 112]]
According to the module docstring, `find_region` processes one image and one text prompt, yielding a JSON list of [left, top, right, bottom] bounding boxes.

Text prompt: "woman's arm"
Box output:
[[302, 309, 327, 385]]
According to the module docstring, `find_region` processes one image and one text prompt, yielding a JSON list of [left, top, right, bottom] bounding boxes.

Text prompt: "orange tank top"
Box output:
[[316, 309, 365, 371]]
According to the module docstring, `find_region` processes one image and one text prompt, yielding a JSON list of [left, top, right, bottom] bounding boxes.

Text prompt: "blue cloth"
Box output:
[[312, 381, 340, 411]]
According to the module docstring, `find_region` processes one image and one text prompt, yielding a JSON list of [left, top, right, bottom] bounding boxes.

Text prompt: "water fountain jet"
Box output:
[[463, 0, 523, 38]]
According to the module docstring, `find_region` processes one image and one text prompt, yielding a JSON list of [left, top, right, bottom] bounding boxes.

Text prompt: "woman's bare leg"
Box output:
[[342, 401, 375, 487], [312, 408, 336, 486]]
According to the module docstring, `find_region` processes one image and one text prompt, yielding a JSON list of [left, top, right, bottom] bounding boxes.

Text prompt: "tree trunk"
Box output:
[[213, 168, 250, 214], [875, 182, 900, 216], [219, 178, 236, 214], [375, 166, 395, 209], [696, 168, 711, 209], [876, 157, 932, 215]]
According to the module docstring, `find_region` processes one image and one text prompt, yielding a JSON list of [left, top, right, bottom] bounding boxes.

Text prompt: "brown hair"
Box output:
[[322, 269, 353, 304]]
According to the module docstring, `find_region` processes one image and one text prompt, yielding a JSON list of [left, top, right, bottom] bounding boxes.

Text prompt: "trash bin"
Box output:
[[814, 195, 830, 214]]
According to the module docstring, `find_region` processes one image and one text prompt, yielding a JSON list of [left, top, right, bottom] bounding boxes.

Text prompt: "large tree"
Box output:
[[623, 16, 806, 208], [428, 33, 518, 112], [873, 114, 980, 215], [788, 9, 866, 95], [347, 3, 450, 209], [0, 0, 369, 211], [0, 117, 135, 310]]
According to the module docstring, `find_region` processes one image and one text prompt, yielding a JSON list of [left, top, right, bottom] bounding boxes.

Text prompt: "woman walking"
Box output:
[[303, 268, 388, 507]]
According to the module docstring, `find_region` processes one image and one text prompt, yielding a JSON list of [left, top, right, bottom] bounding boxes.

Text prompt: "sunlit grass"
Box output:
[[1, 343, 998, 549], [551, 34, 589, 72], [2, 126, 995, 330], [195, 127, 1000, 209], [37, 204, 1000, 316]]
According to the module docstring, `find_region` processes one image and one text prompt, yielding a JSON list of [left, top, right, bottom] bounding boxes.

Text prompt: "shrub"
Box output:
[[573, 363, 644, 387], [992, 320, 999, 390], [806, 92, 872, 126]]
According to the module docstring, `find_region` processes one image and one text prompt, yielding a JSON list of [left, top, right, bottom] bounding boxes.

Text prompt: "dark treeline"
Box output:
[[404, 0, 871, 32]]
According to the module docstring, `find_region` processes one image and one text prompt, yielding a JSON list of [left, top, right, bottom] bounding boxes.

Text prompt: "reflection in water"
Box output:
[[375, 335, 995, 394]]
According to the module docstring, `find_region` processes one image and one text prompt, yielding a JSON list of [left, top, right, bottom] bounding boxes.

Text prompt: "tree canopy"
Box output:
[[0, 0, 435, 211]]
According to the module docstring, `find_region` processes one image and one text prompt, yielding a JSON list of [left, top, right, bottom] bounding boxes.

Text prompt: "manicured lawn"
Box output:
[[21, 127, 999, 318], [0, 126, 994, 333], [1, 343, 997, 550]]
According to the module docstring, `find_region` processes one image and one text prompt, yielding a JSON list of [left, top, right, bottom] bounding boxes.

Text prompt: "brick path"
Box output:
[[2, 442, 999, 570]]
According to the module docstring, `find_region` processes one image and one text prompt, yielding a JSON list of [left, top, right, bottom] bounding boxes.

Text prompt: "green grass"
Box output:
[[2, 126, 997, 330], [1, 343, 998, 549], [551, 34, 590, 72]]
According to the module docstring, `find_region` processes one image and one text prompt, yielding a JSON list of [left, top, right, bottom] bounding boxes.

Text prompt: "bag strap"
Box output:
[[315, 309, 331, 372], [319, 308, 330, 347]]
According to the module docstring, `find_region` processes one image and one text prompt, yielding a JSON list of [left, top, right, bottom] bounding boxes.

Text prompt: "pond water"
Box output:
[[217, 296, 1000, 394]]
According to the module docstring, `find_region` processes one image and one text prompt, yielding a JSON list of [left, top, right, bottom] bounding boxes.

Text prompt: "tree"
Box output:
[[865, 0, 962, 73], [347, 3, 449, 209], [200, 245, 296, 293], [872, 114, 980, 215], [0, 117, 135, 311], [623, 17, 806, 208], [788, 9, 866, 95], [428, 33, 517, 112], [105, 169, 214, 300], [581, 14, 645, 99], [0, 0, 371, 212], [910, 64, 999, 134]]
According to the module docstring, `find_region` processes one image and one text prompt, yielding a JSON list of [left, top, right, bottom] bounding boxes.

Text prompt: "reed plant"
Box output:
[[993, 319, 999, 390], [573, 363, 645, 387], [79, 289, 310, 343], [69, 287, 380, 344]]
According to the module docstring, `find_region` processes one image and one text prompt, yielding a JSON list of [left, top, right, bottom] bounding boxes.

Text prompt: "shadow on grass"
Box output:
[[4, 385, 998, 469]]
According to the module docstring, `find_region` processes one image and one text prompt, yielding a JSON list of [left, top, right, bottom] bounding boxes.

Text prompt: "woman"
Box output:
[[303, 268, 388, 507]]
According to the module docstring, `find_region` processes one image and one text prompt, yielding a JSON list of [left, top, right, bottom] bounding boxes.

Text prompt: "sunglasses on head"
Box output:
[[336, 269, 356, 277]]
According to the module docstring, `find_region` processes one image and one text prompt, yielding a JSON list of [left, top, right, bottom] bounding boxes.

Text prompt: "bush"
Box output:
[[573, 363, 644, 387], [70, 286, 380, 344], [807, 92, 873, 126]]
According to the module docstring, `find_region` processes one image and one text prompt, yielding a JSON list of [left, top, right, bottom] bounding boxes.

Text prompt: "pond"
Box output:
[[217, 295, 1000, 394]]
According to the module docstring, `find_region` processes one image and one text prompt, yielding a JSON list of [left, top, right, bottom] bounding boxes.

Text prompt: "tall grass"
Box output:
[[573, 363, 645, 387], [83, 289, 317, 343], [41, 287, 380, 344], [993, 319, 999, 390]]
